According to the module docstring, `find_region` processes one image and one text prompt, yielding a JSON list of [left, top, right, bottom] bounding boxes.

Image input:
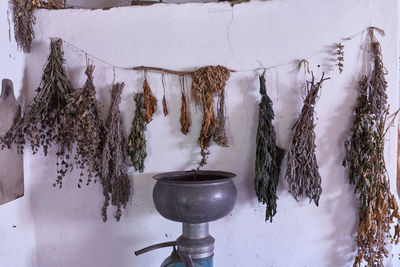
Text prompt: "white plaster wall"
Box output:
[[0, 0, 399, 267]]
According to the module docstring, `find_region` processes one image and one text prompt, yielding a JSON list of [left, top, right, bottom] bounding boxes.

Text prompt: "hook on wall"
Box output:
[[298, 59, 311, 74]]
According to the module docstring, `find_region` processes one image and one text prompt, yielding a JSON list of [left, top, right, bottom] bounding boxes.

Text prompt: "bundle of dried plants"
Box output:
[[58, 64, 104, 188], [127, 92, 147, 173], [143, 78, 157, 124], [343, 29, 400, 267], [101, 83, 131, 222], [1, 39, 73, 158], [161, 74, 168, 116], [191, 65, 231, 167], [285, 72, 329, 206], [11, 0, 64, 53], [179, 76, 190, 135], [254, 73, 284, 222]]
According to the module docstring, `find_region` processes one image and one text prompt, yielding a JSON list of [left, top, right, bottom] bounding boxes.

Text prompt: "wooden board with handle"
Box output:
[[0, 79, 24, 205]]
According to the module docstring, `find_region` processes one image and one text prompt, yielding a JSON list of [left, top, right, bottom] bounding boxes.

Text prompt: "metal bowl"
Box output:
[[153, 170, 237, 224]]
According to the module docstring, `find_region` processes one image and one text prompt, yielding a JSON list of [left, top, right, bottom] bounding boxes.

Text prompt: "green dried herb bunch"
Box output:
[[285, 72, 329, 206], [101, 83, 131, 222], [11, 0, 64, 53], [191, 65, 231, 167], [58, 64, 104, 188], [254, 73, 284, 222], [1, 39, 73, 158], [127, 92, 147, 173], [343, 28, 400, 267]]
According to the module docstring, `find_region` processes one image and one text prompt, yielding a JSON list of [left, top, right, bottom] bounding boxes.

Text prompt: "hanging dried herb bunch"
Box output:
[[127, 92, 147, 173], [58, 64, 104, 188], [285, 72, 329, 206], [179, 75, 190, 135], [1, 39, 73, 158], [337, 43, 344, 74], [11, 0, 64, 53], [101, 83, 131, 222], [191, 65, 231, 167], [254, 73, 284, 222], [143, 77, 157, 124], [161, 73, 168, 116], [12, 0, 36, 53], [343, 28, 400, 267]]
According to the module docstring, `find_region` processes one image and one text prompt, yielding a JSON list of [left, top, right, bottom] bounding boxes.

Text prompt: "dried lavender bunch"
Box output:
[[127, 93, 147, 173], [1, 39, 73, 158], [285, 72, 329, 206], [343, 29, 400, 267], [254, 73, 284, 222], [101, 83, 131, 222], [191, 65, 231, 167], [58, 64, 104, 188]]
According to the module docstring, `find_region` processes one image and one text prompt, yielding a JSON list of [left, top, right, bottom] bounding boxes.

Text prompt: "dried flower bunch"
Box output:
[[127, 92, 147, 173], [343, 28, 400, 267], [191, 65, 231, 167], [285, 72, 329, 206], [254, 73, 284, 222], [58, 64, 104, 188], [101, 83, 131, 222], [337, 43, 344, 74], [179, 76, 190, 135], [1, 39, 73, 158], [143, 78, 157, 124], [11, 0, 64, 53]]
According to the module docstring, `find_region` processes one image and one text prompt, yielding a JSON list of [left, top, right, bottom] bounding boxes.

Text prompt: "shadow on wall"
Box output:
[[319, 75, 360, 267]]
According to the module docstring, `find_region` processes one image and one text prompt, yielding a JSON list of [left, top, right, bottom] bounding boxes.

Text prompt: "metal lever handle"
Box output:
[[135, 241, 177, 256]]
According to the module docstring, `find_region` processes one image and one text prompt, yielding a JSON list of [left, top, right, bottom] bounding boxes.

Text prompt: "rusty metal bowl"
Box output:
[[153, 170, 237, 224]]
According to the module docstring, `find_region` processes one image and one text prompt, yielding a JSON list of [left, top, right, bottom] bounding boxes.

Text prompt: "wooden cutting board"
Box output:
[[0, 79, 24, 205]]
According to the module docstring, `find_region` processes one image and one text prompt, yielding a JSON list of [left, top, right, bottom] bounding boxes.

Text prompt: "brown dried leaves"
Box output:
[[179, 76, 190, 135], [143, 78, 157, 124], [191, 65, 231, 167], [162, 74, 168, 116]]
